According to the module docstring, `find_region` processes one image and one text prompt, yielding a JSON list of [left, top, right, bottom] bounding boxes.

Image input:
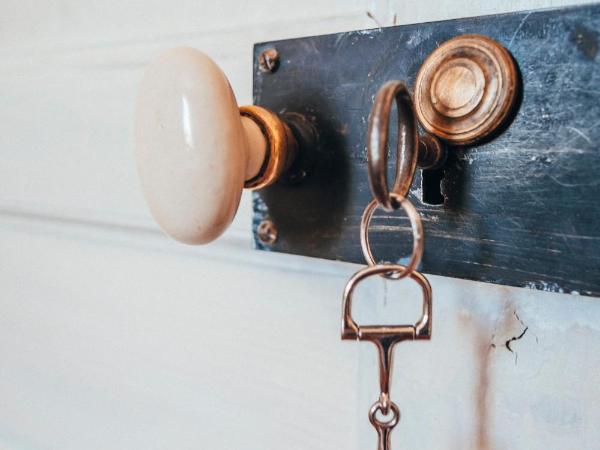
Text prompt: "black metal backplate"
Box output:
[[252, 4, 600, 297]]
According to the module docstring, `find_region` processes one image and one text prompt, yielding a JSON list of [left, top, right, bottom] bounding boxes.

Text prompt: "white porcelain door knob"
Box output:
[[136, 47, 296, 244]]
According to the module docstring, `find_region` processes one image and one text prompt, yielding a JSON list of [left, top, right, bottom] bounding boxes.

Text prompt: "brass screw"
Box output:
[[259, 48, 279, 73], [257, 220, 278, 245]]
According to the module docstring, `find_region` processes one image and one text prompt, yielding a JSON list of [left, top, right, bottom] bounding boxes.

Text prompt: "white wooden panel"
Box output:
[[1, 218, 599, 450], [1, 0, 599, 449]]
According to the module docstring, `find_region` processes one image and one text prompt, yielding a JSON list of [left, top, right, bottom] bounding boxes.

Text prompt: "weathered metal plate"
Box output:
[[252, 4, 600, 297]]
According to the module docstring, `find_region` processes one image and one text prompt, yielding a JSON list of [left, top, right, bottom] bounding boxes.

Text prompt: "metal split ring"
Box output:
[[369, 400, 400, 430], [367, 81, 419, 211], [360, 193, 424, 280]]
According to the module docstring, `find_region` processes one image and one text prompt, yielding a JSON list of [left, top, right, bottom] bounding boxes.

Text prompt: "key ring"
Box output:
[[360, 193, 424, 280], [367, 81, 419, 211]]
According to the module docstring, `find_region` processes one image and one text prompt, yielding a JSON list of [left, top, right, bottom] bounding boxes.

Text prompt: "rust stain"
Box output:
[[475, 328, 494, 450], [466, 296, 528, 450], [366, 11, 383, 29]]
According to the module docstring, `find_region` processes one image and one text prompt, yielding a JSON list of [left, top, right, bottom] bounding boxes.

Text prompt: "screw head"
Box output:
[[259, 48, 279, 73], [257, 219, 278, 245]]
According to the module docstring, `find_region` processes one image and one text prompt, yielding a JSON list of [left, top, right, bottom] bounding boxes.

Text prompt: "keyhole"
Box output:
[[421, 168, 445, 205]]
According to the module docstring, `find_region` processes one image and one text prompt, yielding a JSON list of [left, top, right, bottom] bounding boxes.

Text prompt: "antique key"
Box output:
[[341, 80, 435, 449]]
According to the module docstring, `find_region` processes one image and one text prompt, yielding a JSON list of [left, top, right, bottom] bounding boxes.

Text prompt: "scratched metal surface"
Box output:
[[252, 4, 600, 297]]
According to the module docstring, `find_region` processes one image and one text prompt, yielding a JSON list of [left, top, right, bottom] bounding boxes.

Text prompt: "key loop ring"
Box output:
[[369, 400, 400, 430], [367, 81, 419, 211], [360, 193, 424, 280]]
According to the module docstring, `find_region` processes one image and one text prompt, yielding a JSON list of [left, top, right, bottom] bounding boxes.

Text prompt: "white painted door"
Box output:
[[1, 1, 599, 449]]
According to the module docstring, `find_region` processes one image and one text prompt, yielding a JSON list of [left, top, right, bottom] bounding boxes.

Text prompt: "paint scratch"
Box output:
[[505, 311, 529, 365], [508, 12, 532, 48], [505, 326, 528, 353], [567, 126, 593, 144]]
